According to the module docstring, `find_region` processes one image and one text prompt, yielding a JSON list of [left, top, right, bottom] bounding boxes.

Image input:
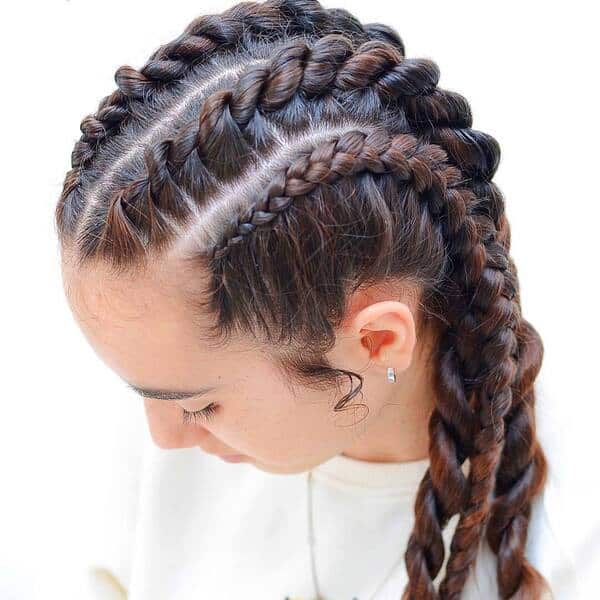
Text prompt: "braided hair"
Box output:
[[55, 1, 551, 598]]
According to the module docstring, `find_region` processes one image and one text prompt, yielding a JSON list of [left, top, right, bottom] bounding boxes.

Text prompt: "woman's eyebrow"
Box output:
[[125, 382, 218, 401]]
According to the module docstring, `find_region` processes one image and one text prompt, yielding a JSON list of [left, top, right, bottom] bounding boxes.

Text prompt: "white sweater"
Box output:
[[80, 442, 581, 599], [38, 390, 586, 600]]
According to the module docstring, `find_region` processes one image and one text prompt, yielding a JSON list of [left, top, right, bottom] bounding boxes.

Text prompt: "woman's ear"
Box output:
[[349, 300, 417, 374]]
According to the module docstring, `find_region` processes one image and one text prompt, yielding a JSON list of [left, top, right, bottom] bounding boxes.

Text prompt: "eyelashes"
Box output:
[[181, 403, 218, 425]]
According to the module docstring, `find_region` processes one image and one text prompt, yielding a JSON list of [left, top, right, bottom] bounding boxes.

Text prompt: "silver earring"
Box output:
[[386, 367, 396, 383]]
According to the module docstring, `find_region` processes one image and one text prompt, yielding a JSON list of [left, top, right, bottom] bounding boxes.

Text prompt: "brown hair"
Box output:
[[55, 1, 550, 597]]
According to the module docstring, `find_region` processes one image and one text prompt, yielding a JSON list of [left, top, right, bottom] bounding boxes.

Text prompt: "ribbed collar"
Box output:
[[310, 452, 430, 495]]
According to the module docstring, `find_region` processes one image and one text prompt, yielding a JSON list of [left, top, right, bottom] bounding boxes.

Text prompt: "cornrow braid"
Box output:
[[56, 3, 551, 598], [55, 0, 405, 239], [209, 130, 453, 259]]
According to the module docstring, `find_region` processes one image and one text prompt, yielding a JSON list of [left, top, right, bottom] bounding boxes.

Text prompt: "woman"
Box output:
[[55, 0, 579, 598]]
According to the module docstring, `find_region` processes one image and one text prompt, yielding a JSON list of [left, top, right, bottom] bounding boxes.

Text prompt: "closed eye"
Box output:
[[181, 403, 218, 425]]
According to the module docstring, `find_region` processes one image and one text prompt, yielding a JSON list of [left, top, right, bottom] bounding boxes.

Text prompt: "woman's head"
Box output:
[[62, 243, 437, 472], [56, 1, 550, 597]]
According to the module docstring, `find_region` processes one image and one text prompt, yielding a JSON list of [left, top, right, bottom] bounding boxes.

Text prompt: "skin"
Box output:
[[61, 249, 438, 475]]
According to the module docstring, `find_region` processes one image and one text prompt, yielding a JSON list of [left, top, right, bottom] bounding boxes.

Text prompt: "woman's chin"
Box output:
[[248, 458, 313, 475]]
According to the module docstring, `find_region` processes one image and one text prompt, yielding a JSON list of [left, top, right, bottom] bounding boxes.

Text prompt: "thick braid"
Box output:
[[407, 112, 522, 598], [401, 151, 518, 598], [402, 340, 477, 599], [399, 134, 496, 598], [56, 0, 403, 238], [400, 86, 550, 598], [394, 67, 547, 598]]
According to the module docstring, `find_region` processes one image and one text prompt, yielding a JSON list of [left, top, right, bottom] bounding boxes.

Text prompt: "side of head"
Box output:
[[55, 1, 550, 598]]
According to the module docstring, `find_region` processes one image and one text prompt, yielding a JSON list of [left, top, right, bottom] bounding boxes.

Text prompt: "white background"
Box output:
[[0, 1, 598, 598]]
